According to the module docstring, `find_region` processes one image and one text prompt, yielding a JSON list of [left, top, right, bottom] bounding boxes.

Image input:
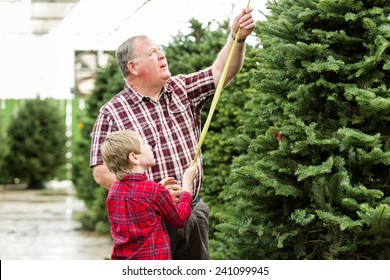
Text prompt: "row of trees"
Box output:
[[71, 0, 389, 259]]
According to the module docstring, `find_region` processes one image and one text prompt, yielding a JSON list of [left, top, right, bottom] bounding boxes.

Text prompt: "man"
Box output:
[[90, 7, 255, 259]]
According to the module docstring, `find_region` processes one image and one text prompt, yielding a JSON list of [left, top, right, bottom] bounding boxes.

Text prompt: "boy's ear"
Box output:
[[128, 153, 140, 165]]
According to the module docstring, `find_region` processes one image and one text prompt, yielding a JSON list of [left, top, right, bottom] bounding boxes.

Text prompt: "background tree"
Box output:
[[216, 0, 390, 259], [4, 98, 67, 189], [72, 55, 122, 233], [0, 112, 10, 183], [165, 18, 228, 74]]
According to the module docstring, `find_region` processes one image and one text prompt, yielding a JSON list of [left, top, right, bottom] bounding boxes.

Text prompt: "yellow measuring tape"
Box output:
[[192, 0, 252, 165]]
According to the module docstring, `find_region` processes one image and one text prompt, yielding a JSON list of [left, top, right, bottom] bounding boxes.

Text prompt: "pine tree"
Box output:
[[4, 98, 66, 189], [72, 56, 121, 232], [216, 0, 390, 259], [0, 111, 10, 183], [165, 18, 228, 75]]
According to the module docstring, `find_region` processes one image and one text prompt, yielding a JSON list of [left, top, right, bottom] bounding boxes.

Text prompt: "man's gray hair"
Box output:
[[115, 35, 148, 78]]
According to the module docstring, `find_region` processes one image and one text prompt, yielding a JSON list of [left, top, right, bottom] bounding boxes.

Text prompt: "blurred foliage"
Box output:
[[3, 98, 67, 188], [72, 51, 122, 229], [0, 111, 10, 183]]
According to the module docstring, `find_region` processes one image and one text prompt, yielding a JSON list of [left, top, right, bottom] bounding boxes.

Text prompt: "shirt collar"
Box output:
[[162, 81, 174, 94], [125, 82, 144, 104], [125, 80, 174, 104], [122, 173, 148, 182]]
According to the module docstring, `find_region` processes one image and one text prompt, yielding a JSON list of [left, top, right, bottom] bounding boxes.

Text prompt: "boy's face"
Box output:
[[137, 135, 155, 168]]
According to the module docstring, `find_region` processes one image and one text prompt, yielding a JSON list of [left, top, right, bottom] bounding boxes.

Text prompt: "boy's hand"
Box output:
[[165, 184, 182, 203], [159, 177, 177, 187], [160, 177, 183, 203]]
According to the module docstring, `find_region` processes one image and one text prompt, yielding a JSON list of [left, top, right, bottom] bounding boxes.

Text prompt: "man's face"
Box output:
[[132, 37, 171, 84]]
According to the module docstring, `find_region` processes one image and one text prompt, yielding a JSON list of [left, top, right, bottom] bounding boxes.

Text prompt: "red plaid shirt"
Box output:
[[107, 173, 193, 260], [90, 67, 215, 198]]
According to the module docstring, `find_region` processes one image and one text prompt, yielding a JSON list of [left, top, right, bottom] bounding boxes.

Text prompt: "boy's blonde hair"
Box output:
[[101, 130, 141, 181]]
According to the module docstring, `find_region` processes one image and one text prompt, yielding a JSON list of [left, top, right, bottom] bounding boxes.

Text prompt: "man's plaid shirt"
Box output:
[[90, 67, 215, 199]]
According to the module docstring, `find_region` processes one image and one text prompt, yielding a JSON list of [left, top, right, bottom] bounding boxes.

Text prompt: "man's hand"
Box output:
[[231, 6, 255, 40]]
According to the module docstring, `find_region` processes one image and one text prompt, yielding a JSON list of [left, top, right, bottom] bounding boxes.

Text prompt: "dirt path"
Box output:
[[0, 181, 112, 260]]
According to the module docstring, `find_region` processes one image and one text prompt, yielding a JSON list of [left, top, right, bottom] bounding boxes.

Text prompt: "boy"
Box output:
[[101, 130, 197, 260]]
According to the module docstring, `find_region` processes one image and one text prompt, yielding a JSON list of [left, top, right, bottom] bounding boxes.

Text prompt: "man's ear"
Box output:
[[127, 61, 138, 76], [128, 152, 140, 165]]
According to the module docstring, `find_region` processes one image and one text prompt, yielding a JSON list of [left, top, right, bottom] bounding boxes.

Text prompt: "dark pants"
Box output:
[[166, 199, 210, 260]]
